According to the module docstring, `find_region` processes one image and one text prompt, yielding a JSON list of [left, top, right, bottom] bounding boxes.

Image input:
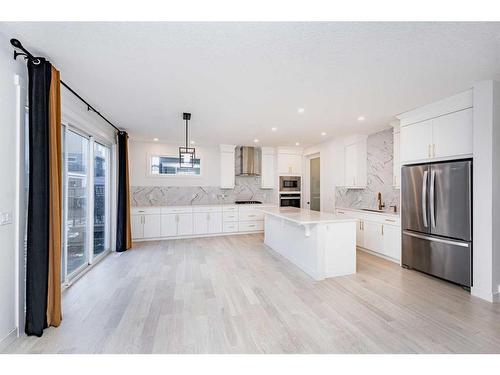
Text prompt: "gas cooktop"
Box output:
[[234, 200, 262, 204]]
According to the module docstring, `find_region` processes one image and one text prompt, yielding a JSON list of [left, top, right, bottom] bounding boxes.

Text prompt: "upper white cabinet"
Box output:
[[219, 144, 236, 189], [392, 122, 401, 189], [260, 147, 275, 189], [432, 108, 473, 159], [398, 90, 473, 165], [277, 147, 302, 176], [400, 119, 433, 163], [341, 135, 367, 188]]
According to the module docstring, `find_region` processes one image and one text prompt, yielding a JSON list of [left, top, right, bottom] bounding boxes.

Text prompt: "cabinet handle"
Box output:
[[362, 221, 364, 230], [432, 144, 436, 158], [381, 224, 384, 236], [385, 219, 396, 223], [142, 216, 145, 224], [248, 214, 256, 217]]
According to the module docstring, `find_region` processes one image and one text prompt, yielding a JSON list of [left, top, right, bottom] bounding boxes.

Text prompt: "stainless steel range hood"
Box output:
[[235, 146, 261, 176]]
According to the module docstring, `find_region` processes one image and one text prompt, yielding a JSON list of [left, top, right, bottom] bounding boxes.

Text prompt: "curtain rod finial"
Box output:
[[10, 38, 22, 48]]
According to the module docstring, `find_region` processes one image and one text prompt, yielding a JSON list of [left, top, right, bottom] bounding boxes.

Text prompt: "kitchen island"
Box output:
[[259, 207, 358, 280]]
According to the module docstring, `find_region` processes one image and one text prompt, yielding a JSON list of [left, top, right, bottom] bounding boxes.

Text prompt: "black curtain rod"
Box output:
[[10, 38, 123, 134]]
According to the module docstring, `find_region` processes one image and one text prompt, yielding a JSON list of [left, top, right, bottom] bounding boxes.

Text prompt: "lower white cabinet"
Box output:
[[132, 204, 273, 241], [161, 213, 193, 237], [337, 208, 401, 262], [363, 221, 384, 254], [382, 222, 401, 260]]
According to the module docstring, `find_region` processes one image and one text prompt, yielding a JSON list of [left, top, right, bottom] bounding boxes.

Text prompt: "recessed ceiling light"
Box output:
[[254, 139, 259, 143], [295, 142, 300, 146], [190, 140, 195, 145], [297, 108, 305, 114], [271, 127, 277, 132], [357, 116, 365, 122], [153, 138, 159, 142], [321, 132, 327, 136]]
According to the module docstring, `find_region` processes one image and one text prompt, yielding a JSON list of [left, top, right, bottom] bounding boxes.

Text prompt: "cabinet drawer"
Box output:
[[132, 207, 161, 215], [239, 210, 264, 221], [223, 222, 239, 233], [223, 212, 239, 222], [192, 205, 223, 213], [222, 205, 238, 212], [239, 221, 264, 232], [161, 206, 192, 214]]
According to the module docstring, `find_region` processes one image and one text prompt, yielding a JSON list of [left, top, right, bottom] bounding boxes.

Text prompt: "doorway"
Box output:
[[309, 157, 321, 211]]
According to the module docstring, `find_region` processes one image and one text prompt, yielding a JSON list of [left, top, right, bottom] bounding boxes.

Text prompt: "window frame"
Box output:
[[147, 152, 203, 178]]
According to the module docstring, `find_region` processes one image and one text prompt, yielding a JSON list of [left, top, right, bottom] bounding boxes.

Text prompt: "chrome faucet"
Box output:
[[377, 192, 385, 211]]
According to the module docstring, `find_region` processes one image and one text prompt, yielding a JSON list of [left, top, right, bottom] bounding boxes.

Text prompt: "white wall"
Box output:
[[472, 80, 500, 302], [0, 31, 27, 343], [129, 140, 221, 187]]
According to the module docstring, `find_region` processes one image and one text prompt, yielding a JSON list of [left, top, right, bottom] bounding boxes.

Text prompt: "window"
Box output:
[[150, 155, 201, 176], [65, 130, 89, 276], [93, 143, 110, 256], [62, 127, 113, 283]]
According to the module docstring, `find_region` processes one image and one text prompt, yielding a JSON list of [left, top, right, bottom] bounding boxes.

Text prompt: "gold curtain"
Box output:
[[46, 65, 62, 327]]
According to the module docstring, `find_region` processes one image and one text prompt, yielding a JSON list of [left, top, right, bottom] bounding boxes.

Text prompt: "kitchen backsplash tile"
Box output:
[[335, 128, 400, 211], [131, 176, 275, 206]]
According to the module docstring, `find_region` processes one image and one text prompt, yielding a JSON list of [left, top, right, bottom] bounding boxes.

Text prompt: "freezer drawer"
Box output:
[[402, 231, 471, 287]]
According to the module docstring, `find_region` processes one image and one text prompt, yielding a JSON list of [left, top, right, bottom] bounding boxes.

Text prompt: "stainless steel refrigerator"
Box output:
[[401, 160, 472, 287]]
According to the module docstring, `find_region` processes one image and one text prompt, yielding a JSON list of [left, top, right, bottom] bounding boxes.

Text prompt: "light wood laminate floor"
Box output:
[[3, 234, 500, 354]]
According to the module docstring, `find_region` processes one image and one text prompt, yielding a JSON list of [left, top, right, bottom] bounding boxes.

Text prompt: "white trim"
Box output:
[[357, 247, 400, 265], [14, 74, 27, 338]]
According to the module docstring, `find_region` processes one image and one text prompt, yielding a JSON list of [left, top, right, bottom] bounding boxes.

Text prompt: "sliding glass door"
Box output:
[[62, 127, 112, 283], [93, 143, 110, 257]]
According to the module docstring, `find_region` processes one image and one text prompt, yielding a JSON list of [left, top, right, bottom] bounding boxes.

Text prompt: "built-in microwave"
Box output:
[[279, 176, 301, 192]]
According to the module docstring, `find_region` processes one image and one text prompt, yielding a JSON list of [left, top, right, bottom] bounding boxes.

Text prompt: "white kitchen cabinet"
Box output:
[[393, 124, 401, 189], [400, 119, 433, 163], [219, 144, 236, 189], [341, 136, 367, 188], [161, 213, 193, 237], [261, 147, 275, 189], [132, 207, 162, 239], [432, 108, 473, 159], [208, 212, 223, 233], [143, 214, 161, 239], [277, 148, 302, 176], [356, 219, 364, 248], [160, 214, 178, 237], [398, 90, 473, 165], [131, 215, 144, 239], [193, 212, 209, 234], [382, 222, 401, 260], [363, 221, 384, 254]]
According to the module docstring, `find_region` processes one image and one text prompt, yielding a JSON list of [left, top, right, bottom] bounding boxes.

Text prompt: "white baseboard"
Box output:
[[132, 230, 264, 243]]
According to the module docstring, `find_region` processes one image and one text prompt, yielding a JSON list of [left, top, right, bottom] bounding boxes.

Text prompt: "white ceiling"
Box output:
[[2, 22, 500, 147]]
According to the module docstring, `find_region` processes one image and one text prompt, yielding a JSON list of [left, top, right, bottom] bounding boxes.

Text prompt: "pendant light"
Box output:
[[179, 112, 195, 168]]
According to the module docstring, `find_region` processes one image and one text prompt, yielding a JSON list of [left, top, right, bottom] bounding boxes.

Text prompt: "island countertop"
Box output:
[[259, 207, 358, 225]]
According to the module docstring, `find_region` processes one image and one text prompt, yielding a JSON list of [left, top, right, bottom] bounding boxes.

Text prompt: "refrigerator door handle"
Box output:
[[403, 231, 470, 247], [430, 169, 436, 228], [422, 170, 428, 227]]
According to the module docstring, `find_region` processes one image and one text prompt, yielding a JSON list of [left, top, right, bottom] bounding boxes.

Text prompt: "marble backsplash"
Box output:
[[335, 128, 400, 211], [131, 176, 275, 206]]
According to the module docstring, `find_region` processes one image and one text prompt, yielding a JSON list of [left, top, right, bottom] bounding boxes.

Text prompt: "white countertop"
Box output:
[[336, 206, 400, 217], [259, 207, 357, 225]]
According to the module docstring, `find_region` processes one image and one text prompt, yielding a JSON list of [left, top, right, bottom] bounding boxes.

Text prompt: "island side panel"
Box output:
[[319, 221, 357, 278], [263, 214, 322, 280]]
